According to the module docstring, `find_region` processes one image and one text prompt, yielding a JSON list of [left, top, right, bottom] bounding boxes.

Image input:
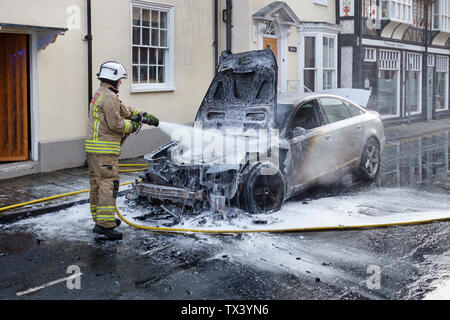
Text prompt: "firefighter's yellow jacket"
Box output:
[[85, 82, 141, 155]]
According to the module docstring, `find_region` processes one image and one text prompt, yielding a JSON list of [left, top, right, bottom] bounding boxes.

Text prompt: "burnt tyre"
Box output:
[[357, 137, 381, 181], [244, 163, 285, 214]]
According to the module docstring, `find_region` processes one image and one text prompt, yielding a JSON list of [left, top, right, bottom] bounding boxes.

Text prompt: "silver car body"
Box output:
[[136, 49, 385, 213]]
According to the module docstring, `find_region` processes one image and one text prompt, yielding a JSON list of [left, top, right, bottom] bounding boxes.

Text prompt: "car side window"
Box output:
[[319, 98, 352, 124], [290, 100, 321, 132], [345, 101, 365, 117]]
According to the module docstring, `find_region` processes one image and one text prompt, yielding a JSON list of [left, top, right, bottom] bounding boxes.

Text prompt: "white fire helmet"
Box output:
[[96, 61, 128, 81]]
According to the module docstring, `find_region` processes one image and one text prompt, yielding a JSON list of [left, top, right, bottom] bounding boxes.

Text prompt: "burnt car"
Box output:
[[133, 49, 385, 214]]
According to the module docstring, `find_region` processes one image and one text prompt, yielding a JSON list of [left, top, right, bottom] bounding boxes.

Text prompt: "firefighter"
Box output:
[[86, 61, 159, 240]]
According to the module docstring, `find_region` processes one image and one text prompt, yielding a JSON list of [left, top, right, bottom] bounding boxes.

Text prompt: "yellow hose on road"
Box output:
[[0, 181, 136, 213], [118, 169, 147, 173], [1, 184, 449, 233], [114, 206, 450, 234], [1, 160, 449, 234], [118, 163, 148, 173], [118, 164, 148, 167], [0, 163, 147, 212]]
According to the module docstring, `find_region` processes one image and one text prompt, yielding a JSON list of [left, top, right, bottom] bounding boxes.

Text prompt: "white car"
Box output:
[[135, 49, 385, 214]]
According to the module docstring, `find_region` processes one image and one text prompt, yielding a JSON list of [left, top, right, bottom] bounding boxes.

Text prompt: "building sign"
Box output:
[[340, 0, 354, 17], [288, 46, 297, 53]]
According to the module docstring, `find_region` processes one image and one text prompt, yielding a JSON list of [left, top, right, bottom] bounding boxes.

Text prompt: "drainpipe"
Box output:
[[214, 0, 219, 72], [424, 1, 431, 121], [226, 0, 232, 53], [85, 0, 93, 112]]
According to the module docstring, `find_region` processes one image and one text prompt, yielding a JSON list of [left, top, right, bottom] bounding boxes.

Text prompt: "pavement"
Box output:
[[0, 118, 449, 224]]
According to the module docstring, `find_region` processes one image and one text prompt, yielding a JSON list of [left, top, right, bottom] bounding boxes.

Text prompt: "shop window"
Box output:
[[405, 53, 422, 115], [363, 49, 400, 118], [436, 56, 449, 111]]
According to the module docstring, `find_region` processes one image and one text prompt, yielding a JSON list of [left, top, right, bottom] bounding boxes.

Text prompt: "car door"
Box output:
[[285, 99, 330, 193], [317, 97, 362, 171]]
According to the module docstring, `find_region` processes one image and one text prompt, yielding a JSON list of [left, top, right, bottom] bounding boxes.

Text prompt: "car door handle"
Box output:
[[325, 135, 331, 140], [356, 125, 362, 130]]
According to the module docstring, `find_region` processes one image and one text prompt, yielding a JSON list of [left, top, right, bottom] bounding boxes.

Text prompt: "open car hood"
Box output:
[[195, 49, 278, 130]]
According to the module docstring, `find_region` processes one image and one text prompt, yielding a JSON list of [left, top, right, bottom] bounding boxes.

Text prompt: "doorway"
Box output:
[[0, 33, 29, 162], [263, 37, 278, 60]]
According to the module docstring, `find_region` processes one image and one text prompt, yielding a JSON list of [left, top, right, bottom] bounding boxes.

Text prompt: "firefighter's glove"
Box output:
[[143, 112, 159, 127], [131, 120, 141, 133]]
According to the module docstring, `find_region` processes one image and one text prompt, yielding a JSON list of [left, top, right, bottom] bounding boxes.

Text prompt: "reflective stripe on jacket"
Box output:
[[85, 83, 141, 155]]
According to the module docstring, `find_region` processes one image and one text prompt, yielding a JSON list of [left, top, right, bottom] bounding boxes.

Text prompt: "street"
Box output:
[[1, 131, 449, 300]]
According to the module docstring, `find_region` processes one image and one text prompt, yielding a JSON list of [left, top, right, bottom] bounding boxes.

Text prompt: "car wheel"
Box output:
[[358, 137, 381, 181], [244, 163, 285, 214]]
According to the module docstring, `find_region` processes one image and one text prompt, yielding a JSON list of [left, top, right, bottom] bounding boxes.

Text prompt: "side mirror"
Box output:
[[292, 127, 307, 137]]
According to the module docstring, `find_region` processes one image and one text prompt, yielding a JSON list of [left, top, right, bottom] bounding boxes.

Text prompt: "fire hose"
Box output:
[[1, 165, 450, 234]]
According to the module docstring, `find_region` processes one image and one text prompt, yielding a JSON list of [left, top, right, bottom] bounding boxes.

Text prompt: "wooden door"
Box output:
[[0, 33, 29, 162], [263, 37, 277, 60]]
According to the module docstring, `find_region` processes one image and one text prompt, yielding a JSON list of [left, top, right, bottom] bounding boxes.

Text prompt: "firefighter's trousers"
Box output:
[[88, 154, 120, 228]]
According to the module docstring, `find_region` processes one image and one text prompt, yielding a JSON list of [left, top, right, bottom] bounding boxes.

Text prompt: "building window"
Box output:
[[432, 0, 450, 32], [381, 0, 413, 24], [304, 36, 316, 92], [301, 32, 338, 93], [378, 50, 400, 117], [131, 2, 174, 92], [322, 37, 336, 90], [428, 55, 435, 68], [364, 49, 401, 118], [436, 56, 449, 111], [405, 52, 422, 115], [364, 48, 377, 62]]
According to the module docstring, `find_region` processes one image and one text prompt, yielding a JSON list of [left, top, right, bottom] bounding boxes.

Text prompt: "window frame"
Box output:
[[318, 97, 353, 124], [322, 36, 336, 90], [300, 32, 338, 93], [381, 0, 413, 25], [432, 0, 450, 32], [286, 99, 325, 137], [404, 52, 423, 116], [303, 36, 317, 92], [435, 55, 449, 112], [130, 1, 175, 93], [378, 49, 401, 119]]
